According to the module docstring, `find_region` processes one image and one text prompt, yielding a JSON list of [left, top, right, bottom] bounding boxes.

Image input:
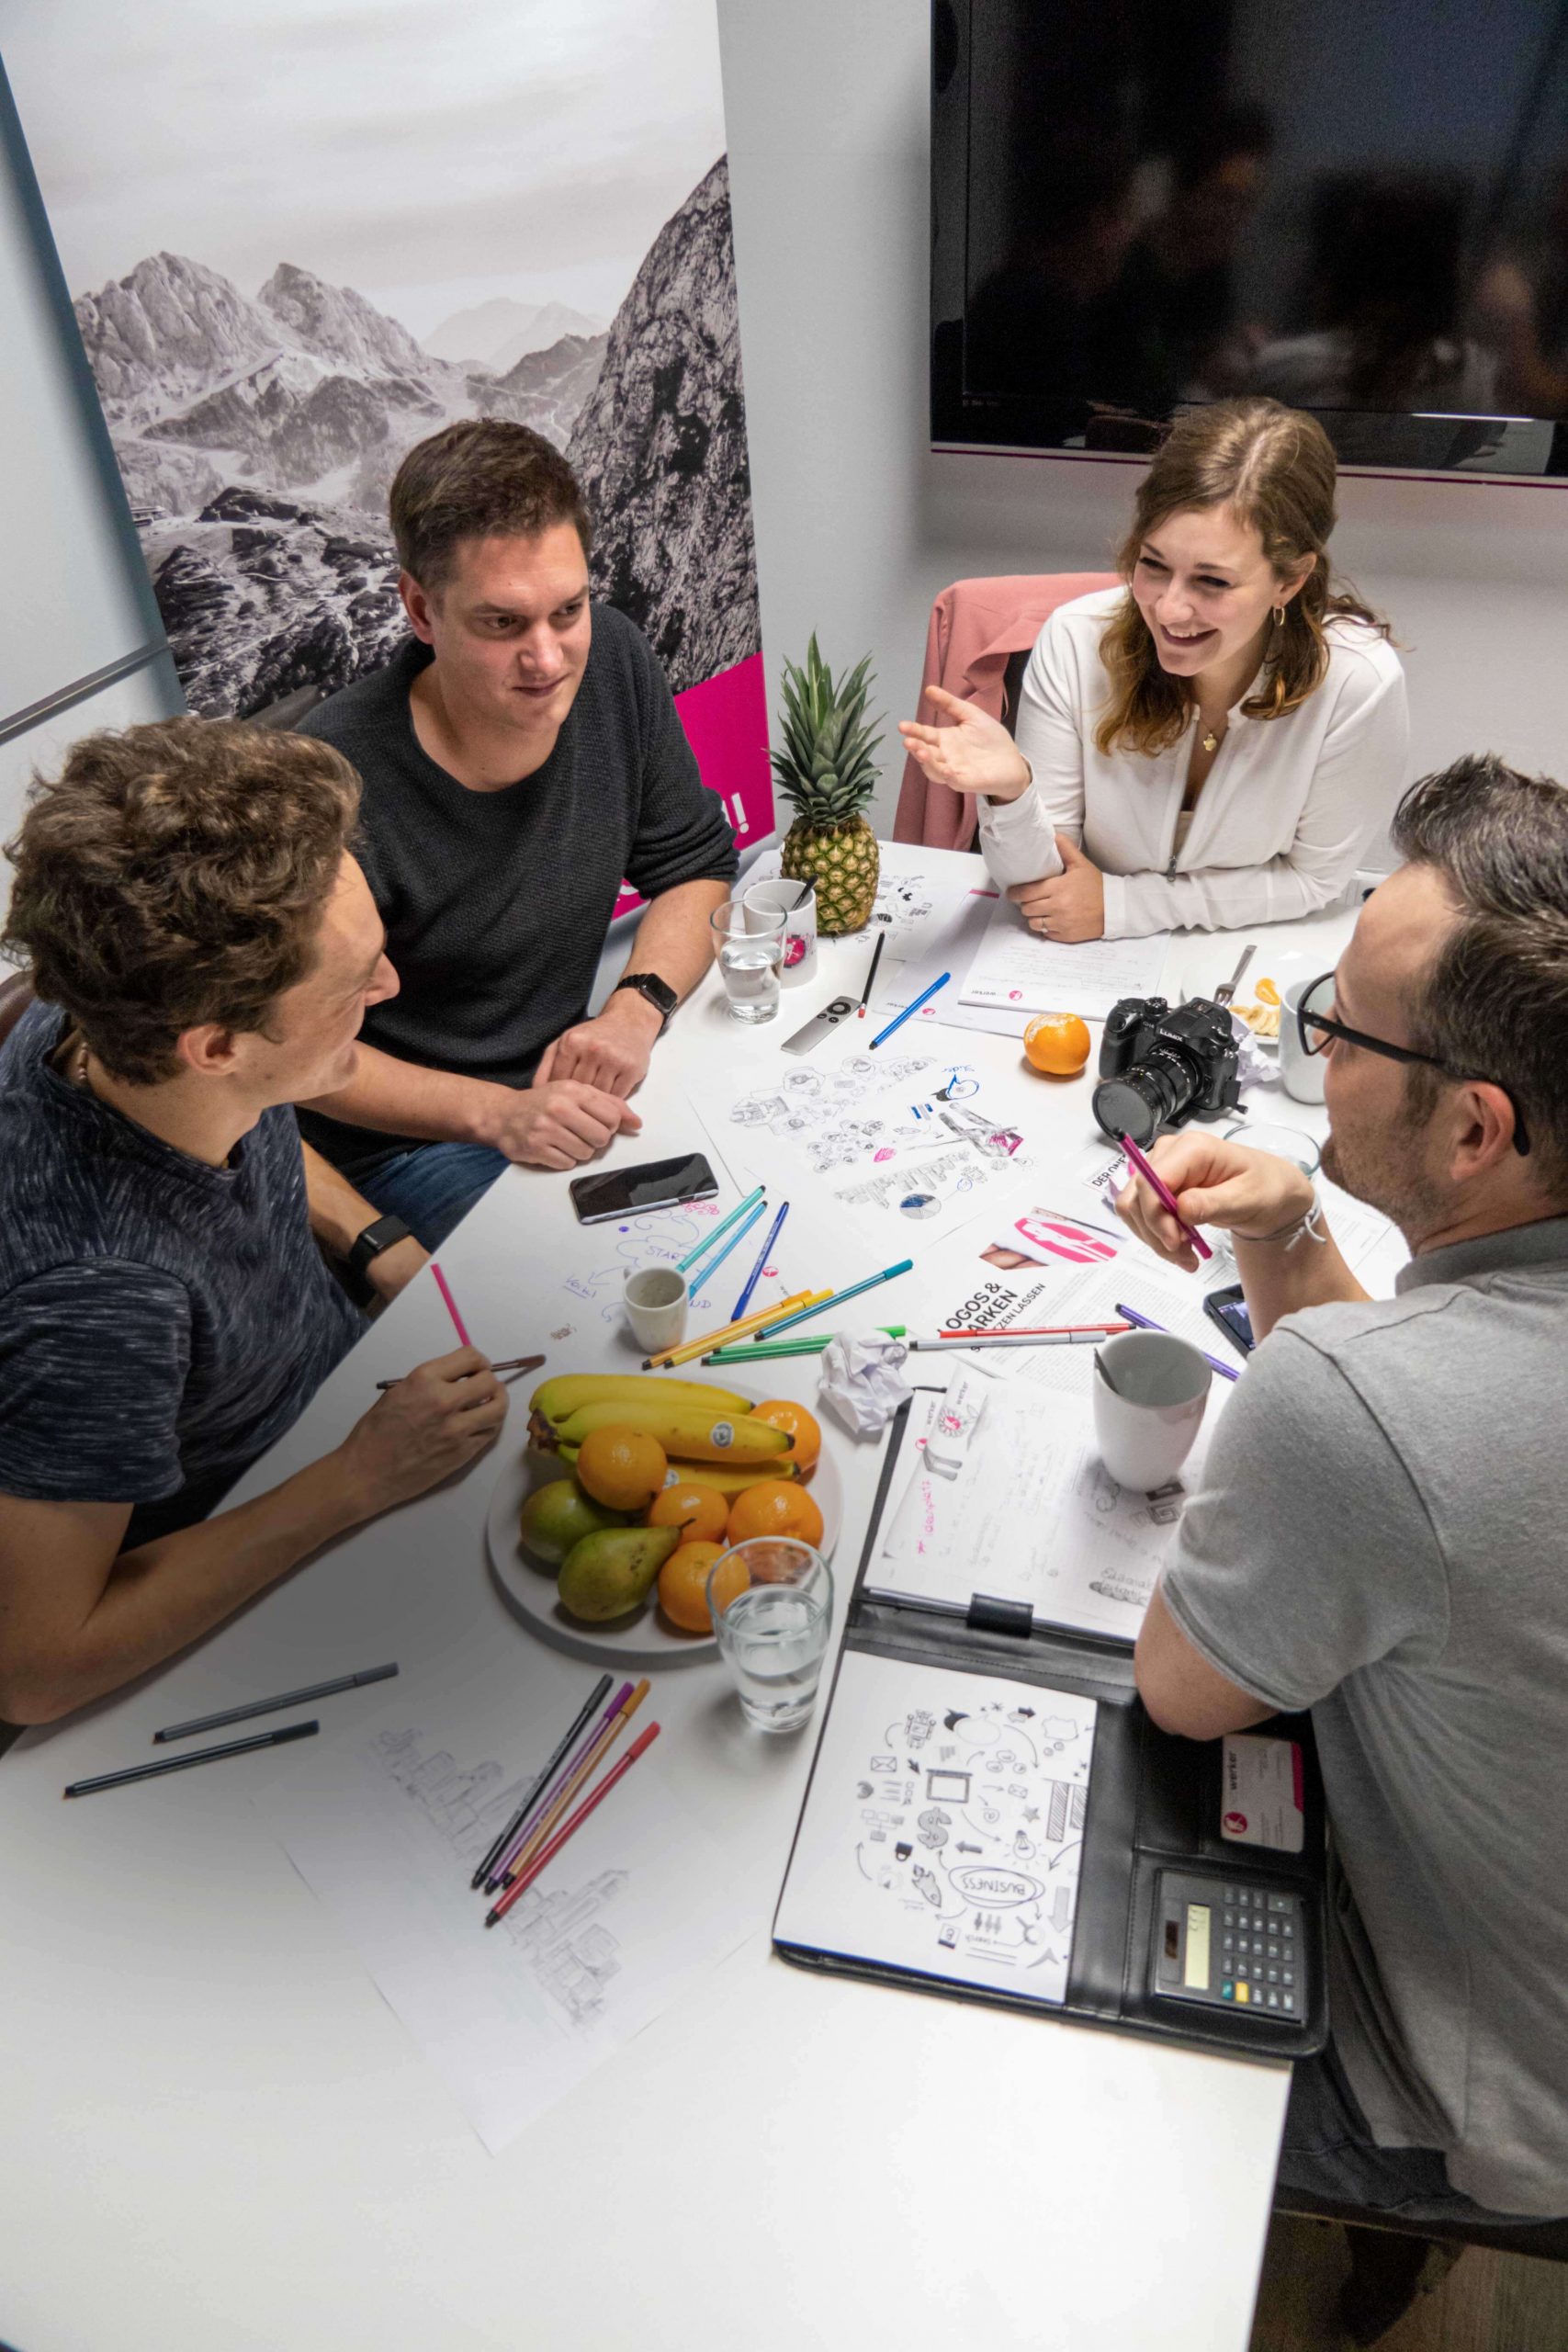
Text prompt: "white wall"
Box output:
[[716, 0, 1568, 839], [0, 68, 180, 862]]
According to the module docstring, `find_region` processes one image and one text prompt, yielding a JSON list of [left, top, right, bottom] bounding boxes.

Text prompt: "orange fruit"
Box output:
[[646, 1480, 729, 1544], [574, 1425, 668, 1512], [1023, 1012, 1092, 1077], [657, 1540, 728, 1634], [707, 1549, 750, 1617], [750, 1399, 821, 1474], [726, 1479, 826, 1548]]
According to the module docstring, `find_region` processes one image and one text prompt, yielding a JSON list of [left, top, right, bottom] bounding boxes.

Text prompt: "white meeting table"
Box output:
[[0, 842, 1369, 2352]]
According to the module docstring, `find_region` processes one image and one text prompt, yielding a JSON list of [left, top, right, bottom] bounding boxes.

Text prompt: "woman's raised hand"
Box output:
[[897, 686, 1032, 803]]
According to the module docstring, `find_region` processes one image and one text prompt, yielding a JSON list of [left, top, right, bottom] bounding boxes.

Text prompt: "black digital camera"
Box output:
[[1091, 995, 1242, 1148]]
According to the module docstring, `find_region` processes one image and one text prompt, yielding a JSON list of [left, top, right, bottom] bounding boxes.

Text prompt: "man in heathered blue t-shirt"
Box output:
[[0, 718, 508, 1726]]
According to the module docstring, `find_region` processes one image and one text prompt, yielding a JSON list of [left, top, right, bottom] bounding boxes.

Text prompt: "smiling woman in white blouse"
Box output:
[[897, 399, 1408, 940]]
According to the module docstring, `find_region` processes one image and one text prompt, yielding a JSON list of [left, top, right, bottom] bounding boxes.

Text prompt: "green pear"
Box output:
[[519, 1478, 628, 1569], [558, 1526, 680, 1623]]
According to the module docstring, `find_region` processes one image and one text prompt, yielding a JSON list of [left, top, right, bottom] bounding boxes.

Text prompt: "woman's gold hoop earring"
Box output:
[[1273, 605, 1287, 628]]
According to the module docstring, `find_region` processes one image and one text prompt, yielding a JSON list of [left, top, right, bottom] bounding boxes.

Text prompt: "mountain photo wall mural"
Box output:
[[5, 0, 773, 865]]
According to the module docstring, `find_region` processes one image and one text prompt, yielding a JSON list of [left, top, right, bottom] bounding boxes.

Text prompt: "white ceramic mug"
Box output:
[[743, 877, 818, 985], [1093, 1331, 1211, 1490], [623, 1265, 687, 1353], [1278, 979, 1327, 1105]]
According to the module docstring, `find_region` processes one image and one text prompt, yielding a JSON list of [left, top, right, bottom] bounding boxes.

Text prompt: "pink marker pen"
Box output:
[[1118, 1132, 1213, 1261]]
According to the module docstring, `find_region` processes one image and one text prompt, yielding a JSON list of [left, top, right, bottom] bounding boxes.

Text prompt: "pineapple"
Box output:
[[771, 635, 883, 933]]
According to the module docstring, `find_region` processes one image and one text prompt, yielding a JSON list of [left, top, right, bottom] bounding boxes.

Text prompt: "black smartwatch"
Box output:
[[611, 971, 678, 1034], [344, 1212, 412, 1306]]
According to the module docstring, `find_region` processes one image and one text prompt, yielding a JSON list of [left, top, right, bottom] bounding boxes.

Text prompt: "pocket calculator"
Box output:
[[1153, 1870, 1307, 2018]]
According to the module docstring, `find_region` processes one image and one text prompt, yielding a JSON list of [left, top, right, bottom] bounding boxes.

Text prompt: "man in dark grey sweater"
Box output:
[[298, 421, 739, 1247]]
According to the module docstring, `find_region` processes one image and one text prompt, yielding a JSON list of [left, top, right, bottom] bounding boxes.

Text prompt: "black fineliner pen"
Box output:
[[152, 1663, 398, 1742], [64, 1720, 319, 1798]]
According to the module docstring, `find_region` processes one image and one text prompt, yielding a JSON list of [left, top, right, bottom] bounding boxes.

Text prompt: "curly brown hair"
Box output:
[[2, 717, 361, 1084], [390, 418, 592, 594], [1095, 399, 1391, 758]]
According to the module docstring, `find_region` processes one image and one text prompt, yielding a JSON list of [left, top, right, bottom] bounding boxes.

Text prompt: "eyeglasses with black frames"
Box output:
[[1295, 972, 1530, 1156]]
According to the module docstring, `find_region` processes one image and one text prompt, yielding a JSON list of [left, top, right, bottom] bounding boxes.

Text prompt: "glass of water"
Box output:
[[1222, 1121, 1322, 1181], [710, 899, 785, 1024], [707, 1538, 833, 1734]]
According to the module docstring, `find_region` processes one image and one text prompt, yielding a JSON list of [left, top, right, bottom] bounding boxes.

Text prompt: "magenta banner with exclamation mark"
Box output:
[[612, 650, 773, 919]]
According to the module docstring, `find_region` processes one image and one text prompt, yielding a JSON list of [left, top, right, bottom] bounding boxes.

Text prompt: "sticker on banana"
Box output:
[[551, 1398, 794, 1465]]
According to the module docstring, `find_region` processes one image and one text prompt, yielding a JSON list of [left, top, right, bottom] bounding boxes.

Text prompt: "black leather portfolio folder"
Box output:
[[773, 1393, 1328, 2061]]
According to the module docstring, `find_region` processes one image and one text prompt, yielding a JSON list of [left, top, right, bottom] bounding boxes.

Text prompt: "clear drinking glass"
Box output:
[[707, 1538, 833, 1733], [1222, 1121, 1322, 1182], [710, 899, 785, 1024]]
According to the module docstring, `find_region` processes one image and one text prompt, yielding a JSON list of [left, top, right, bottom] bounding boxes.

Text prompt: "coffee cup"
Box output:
[[743, 877, 818, 985], [1093, 1331, 1211, 1489], [623, 1265, 687, 1353], [1278, 979, 1327, 1105]]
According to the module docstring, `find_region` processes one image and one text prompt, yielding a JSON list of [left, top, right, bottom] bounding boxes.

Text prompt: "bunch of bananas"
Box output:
[[528, 1373, 799, 1491]]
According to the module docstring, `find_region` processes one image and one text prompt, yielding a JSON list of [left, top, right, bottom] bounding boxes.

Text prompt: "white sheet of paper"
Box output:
[[694, 1047, 1036, 1251], [869, 883, 1036, 1038], [549, 1195, 803, 1332], [263, 1702, 753, 2155], [774, 1650, 1097, 2006], [959, 895, 1170, 1018], [874, 1388, 1210, 1641]]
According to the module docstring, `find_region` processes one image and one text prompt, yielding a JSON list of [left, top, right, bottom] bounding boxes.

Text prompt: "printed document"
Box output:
[[959, 895, 1169, 1018]]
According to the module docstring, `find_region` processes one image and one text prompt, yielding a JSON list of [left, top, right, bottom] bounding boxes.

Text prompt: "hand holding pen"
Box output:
[[1112, 1129, 1318, 1272], [341, 1347, 509, 1508]]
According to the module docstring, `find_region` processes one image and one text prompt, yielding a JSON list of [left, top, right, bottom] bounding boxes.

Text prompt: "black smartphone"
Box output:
[[1203, 1280, 1255, 1358], [569, 1151, 718, 1226]]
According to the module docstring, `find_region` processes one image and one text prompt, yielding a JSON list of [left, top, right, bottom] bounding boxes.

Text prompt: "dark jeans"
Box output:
[[1279, 2040, 1540, 2227], [333, 1138, 509, 1253]]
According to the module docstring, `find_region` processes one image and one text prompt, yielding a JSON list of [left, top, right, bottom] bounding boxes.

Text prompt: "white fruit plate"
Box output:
[[485, 1394, 844, 1668], [1232, 948, 1318, 1055]]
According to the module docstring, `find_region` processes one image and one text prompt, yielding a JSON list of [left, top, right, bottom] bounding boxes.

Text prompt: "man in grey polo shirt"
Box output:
[[1115, 758, 1568, 2272]]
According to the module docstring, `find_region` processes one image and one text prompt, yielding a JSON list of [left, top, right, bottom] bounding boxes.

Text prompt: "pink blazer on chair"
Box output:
[[894, 572, 1121, 851]]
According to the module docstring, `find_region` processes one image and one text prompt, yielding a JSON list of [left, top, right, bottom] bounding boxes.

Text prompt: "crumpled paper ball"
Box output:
[[1228, 1010, 1280, 1091], [818, 1330, 912, 1435]]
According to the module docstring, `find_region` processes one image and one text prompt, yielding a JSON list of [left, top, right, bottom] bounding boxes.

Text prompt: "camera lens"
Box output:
[[1091, 1050, 1191, 1148]]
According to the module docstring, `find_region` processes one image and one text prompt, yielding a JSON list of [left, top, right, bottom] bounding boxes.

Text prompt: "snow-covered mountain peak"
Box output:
[[256, 263, 428, 379]]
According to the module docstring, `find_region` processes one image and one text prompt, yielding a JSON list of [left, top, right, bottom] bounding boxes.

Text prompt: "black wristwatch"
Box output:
[[344, 1212, 412, 1306], [612, 971, 678, 1034]]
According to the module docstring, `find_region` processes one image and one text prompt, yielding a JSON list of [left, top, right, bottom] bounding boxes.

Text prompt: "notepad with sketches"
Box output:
[[772, 1648, 1097, 2009], [867, 1385, 1210, 1644]]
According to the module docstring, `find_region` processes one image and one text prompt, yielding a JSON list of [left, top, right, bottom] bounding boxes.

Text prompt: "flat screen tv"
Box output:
[[931, 0, 1568, 478]]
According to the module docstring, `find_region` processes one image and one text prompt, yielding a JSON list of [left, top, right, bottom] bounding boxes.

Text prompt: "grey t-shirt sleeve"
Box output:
[[622, 636, 740, 900], [0, 1261, 192, 1504], [1160, 1324, 1450, 1713]]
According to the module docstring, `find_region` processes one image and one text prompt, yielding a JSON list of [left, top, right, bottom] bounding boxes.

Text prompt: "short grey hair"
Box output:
[[1391, 753, 1568, 1193]]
